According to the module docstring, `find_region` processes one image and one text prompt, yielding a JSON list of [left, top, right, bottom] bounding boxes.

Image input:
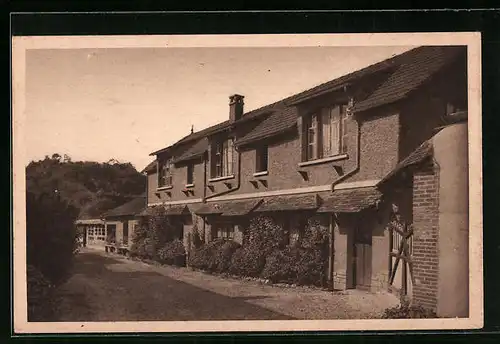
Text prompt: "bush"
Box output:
[[188, 239, 240, 273], [261, 247, 299, 283], [214, 240, 241, 273], [382, 300, 437, 319], [229, 247, 267, 277], [261, 246, 327, 286], [158, 239, 186, 266], [130, 207, 178, 261], [27, 265, 54, 321], [26, 191, 79, 286]]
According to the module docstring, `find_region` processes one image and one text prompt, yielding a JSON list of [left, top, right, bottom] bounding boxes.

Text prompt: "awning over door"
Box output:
[[164, 204, 190, 215], [138, 204, 191, 216], [195, 199, 263, 216], [254, 193, 320, 212], [317, 187, 382, 213]]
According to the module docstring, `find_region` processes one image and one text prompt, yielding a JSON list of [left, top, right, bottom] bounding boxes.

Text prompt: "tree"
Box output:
[[26, 191, 79, 285]]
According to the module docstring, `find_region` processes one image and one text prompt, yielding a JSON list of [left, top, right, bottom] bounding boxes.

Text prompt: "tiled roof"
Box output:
[[317, 187, 382, 213], [172, 137, 209, 164], [255, 194, 320, 212], [353, 46, 464, 113], [150, 46, 462, 158], [378, 139, 434, 185], [235, 107, 298, 146], [195, 199, 263, 216], [141, 160, 157, 174], [103, 197, 146, 218], [164, 204, 190, 216]]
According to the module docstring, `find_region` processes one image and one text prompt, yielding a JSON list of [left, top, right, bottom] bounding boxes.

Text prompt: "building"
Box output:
[[143, 46, 469, 317], [76, 196, 146, 253]]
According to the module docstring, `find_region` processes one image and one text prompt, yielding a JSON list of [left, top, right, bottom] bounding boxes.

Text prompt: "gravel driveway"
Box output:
[[51, 248, 398, 321]]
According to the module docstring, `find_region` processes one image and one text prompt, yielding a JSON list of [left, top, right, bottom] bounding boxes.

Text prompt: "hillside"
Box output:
[[26, 154, 146, 219]]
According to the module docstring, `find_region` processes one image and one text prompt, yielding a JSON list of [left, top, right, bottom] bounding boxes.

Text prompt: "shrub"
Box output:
[[158, 239, 186, 266], [382, 299, 437, 319], [27, 265, 54, 321], [130, 207, 178, 261], [188, 240, 218, 271], [261, 246, 327, 286], [261, 247, 299, 283], [229, 247, 267, 277], [214, 240, 241, 273], [26, 191, 79, 286]]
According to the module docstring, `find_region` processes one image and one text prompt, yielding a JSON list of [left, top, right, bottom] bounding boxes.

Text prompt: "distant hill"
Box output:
[[26, 154, 146, 219]]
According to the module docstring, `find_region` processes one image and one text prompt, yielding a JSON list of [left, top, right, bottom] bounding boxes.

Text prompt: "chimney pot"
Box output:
[[229, 94, 244, 122]]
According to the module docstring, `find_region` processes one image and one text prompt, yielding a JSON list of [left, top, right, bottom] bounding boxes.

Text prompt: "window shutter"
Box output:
[[330, 106, 341, 155]]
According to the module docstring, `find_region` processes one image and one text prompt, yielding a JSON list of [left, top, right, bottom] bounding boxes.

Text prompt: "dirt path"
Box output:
[[51, 248, 398, 321]]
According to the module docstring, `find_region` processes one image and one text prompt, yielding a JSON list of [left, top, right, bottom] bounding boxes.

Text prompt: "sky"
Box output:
[[25, 45, 414, 171]]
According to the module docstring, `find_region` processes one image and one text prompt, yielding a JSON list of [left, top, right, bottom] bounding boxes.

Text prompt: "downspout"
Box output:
[[204, 143, 242, 200], [331, 117, 361, 191], [328, 114, 361, 290]]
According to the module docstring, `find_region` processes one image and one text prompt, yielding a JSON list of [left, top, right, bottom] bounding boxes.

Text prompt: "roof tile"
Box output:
[[317, 187, 382, 213]]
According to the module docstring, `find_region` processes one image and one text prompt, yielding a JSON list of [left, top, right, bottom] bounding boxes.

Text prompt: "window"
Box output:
[[212, 138, 234, 178], [255, 145, 268, 173], [186, 163, 194, 185], [214, 224, 235, 240], [304, 105, 347, 161], [158, 158, 173, 188]]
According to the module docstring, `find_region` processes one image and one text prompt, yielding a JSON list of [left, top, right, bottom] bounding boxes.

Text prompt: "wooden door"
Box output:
[[354, 224, 372, 290]]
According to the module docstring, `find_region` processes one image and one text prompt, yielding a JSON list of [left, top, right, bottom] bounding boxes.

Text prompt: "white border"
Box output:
[[12, 32, 483, 333]]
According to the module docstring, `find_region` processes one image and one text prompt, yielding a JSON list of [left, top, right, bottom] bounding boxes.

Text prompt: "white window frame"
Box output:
[[305, 104, 347, 161], [158, 158, 173, 188], [213, 138, 234, 178]]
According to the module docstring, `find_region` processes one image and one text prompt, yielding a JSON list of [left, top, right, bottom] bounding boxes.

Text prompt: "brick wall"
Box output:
[[411, 160, 440, 310]]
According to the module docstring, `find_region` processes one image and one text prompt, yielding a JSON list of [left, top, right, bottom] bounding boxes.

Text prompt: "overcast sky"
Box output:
[[25, 45, 414, 171]]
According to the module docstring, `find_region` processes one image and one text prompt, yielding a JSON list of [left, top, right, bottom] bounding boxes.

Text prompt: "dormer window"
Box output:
[[158, 158, 173, 188], [304, 104, 348, 161], [211, 138, 234, 179]]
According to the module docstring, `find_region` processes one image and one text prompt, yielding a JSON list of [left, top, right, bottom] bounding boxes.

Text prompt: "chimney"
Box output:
[[229, 94, 244, 122]]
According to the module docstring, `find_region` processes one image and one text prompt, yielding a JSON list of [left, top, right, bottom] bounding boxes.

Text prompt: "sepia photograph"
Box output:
[[12, 32, 483, 333]]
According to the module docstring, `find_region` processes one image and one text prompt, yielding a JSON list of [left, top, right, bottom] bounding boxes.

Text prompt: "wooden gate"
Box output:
[[388, 220, 415, 296]]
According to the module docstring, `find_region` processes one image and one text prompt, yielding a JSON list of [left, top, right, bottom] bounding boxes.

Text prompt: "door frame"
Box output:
[[353, 214, 373, 290]]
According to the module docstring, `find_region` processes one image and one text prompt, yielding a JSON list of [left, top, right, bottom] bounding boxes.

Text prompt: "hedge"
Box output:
[[189, 239, 241, 273], [158, 239, 186, 266], [190, 214, 330, 287]]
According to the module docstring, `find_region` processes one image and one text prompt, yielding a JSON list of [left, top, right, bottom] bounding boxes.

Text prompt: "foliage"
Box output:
[[261, 246, 327, 286], [26, 154, 145, 219], [130, 207, 184, 264], [26, 191, 79, 286], [27, 265, 55, 321], [158, 240, 186, 266], [227, 216, 285, 277], [382, 298, 438, 319]]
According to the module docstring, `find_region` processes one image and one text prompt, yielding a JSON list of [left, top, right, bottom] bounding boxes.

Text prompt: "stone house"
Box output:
[[143, 46, 469, 317]]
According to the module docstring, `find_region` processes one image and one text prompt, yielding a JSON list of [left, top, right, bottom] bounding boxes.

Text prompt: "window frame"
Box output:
[[211, 137, 235, 179], [304, 104, 347, 162], [186, 163, 194, 186], [158, 158, 173, 188], [255, 145, 269, 173]]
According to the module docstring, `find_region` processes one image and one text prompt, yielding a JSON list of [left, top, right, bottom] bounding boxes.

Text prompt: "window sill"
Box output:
[[209, 175, 235, 183], [298, 153, 349, 167], [185, 183, 195, 188], [253, 171, 269, 177], [157, 185, 173, 191]]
